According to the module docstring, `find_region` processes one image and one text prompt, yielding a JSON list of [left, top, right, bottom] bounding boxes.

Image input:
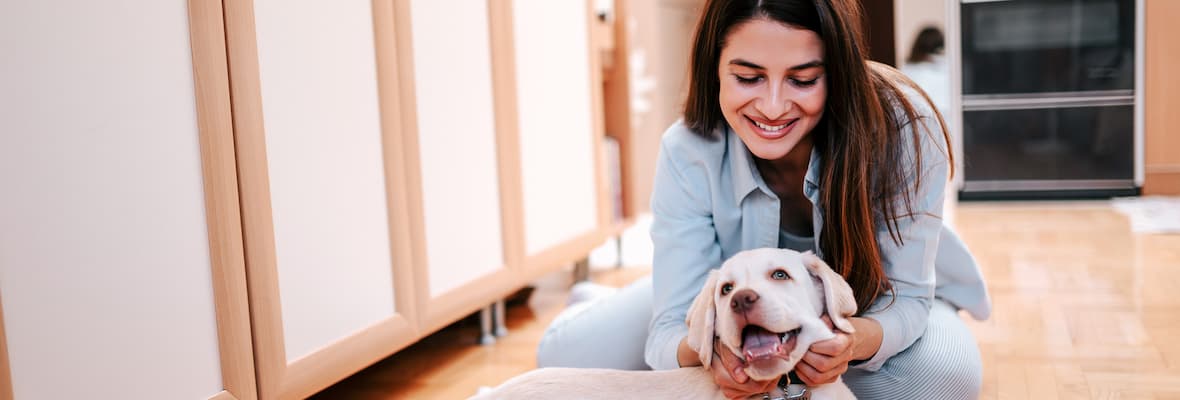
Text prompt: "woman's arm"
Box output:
[[853, 94, 950, 372], [795, 315, 883, 385], [645, 131, 725, 371], [677, 337, 701, 367]]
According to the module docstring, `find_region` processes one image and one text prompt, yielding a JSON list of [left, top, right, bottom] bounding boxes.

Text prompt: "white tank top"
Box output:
[[778, 227, 816, 253]]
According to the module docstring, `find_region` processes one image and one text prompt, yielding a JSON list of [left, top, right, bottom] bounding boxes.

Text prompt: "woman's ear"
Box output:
[[802, 251, 858, 334], [685, 270, 718, 368]]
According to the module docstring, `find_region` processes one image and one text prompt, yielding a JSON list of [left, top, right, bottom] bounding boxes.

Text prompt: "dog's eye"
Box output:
[[771, 269, 790, 280], [720, 283, 734, 295]]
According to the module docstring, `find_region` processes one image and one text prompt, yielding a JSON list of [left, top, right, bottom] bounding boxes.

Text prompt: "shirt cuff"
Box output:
[[646, 323, 689, 370], [852, 298, 928, 372]]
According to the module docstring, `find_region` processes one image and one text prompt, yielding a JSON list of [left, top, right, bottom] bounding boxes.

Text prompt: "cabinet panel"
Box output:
[[409, 0, 506, 297], [1144, 0, 1180, 194], [513, 0, 601, 256], [0, 1, 225, 398], [252, 0, 398, 362]]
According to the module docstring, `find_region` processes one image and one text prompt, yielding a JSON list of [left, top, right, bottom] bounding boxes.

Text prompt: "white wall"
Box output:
[[513, 0, 601, 255], [252, 0, 398, 362], [409, 0, 507, 297], [0, 1, 224, 398]]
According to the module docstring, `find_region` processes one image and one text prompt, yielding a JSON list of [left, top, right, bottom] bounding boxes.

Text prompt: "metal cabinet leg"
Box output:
[[573, 256, 590, 282], [479, 305, 496, 345], [494, 299, 508, 337], [615, 235, 624, 269]]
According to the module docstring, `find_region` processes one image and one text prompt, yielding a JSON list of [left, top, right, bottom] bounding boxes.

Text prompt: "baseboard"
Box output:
[[1144, 170, 1180, 195], [959, 187, 1141, 201]]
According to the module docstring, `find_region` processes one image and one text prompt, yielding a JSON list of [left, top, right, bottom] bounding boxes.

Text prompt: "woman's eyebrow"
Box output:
[[728, 59, 766, 70], [787, 60, 824, 71], [727, 59, 824, 71]]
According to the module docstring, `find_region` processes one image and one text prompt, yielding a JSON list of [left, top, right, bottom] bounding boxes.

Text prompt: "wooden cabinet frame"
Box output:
[[189, 0, 261, 399], [0, 2, 612, 400], [396, 0, 613, 336], [508, 0, 614, 279], [1144, 0, 1180, 194], [393, 0, 525, 335], [0, 2, 261, 399], [0, 295, 10, 400], [221, 0, 422, 399]]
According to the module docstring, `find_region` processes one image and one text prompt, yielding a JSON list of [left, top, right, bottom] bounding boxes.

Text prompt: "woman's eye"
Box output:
[[720, 283, 734, 295], [771, 270, 789, 280], [790, 77, 819, 87], [734, 74, 762, 84]]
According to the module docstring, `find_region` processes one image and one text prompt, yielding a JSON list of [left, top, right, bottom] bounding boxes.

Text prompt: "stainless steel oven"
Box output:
[[956, 0, 1143, 198]]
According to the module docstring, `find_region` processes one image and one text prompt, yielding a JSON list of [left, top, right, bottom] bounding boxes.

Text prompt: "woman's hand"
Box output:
[[795, 315, 856, 385], [710, 339, 778, 400]]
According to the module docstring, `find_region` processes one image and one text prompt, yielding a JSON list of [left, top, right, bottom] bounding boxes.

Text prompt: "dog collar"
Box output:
[[760, 374, 810, 400]]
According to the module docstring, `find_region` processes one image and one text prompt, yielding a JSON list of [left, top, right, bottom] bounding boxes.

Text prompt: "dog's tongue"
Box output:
[[741, 326, 781, 361]]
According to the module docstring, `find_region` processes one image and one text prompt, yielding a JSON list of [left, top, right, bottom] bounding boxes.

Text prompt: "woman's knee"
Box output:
[[534, 327, 566, 368], [534, 277, 654, 369], [846, 345, 981, 399], [848, 303, 983, 398], [908, 330, 982, 395], [534, 300, 599, 368], [913, 351, 982, 398]]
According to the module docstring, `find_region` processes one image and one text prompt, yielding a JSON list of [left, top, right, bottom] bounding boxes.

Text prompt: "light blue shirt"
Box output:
[[645, 91, 991, 372]]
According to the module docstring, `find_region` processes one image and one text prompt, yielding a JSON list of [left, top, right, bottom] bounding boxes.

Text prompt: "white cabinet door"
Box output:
[[226, 0, 419, 398], [513, 0, 604, 257], [0, 1, 250, 399], [253, 0, 397, 364], [408, 0, 507, 299]]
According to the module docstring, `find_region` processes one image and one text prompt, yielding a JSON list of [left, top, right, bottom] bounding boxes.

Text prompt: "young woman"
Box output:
[[536, 0, 990, 398], [901, 26, 952, 137]]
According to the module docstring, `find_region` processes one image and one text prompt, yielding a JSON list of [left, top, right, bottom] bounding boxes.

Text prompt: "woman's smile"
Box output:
[[746, 115, 798, 140]]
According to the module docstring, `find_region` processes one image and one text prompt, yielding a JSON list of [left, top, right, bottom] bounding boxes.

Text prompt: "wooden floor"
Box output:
[[312, 202, 1180, 399]]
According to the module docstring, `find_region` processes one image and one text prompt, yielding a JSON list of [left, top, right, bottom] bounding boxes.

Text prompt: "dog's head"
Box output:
[[685, 248, 857, 381]]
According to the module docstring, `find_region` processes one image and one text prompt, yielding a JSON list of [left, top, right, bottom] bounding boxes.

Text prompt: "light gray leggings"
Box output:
[[536, 276, 983, 399]]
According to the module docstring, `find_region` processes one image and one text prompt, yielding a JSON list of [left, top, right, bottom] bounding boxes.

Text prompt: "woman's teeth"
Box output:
[[754, 119, 788, 132]]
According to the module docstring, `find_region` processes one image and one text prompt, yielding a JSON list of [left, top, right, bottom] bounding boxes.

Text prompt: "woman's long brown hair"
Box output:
[[682, 0, 953, 313]]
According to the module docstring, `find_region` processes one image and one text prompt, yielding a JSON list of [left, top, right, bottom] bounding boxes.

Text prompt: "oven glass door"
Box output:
[[962, 104, 1134, 191], [961, 0, 1136, 96]]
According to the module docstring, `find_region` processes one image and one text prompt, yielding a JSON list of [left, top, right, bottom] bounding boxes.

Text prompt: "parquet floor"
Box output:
[[313, 202, 1180, 399]]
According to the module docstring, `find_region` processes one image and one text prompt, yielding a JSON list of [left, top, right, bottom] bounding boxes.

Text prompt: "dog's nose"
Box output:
[[730, 289, 759, 313]]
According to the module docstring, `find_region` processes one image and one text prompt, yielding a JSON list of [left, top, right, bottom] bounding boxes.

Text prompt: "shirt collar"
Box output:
[[728, 127, 764, 204], [804, 145, 821, 191], [727, 126, 823, 204]]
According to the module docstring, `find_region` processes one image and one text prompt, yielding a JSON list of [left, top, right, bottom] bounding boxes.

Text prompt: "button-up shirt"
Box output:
[[645, 93, 991, 372]]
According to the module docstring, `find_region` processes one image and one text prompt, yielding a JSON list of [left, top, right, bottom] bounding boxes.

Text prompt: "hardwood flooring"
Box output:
[[313, 202, 1180, 399]]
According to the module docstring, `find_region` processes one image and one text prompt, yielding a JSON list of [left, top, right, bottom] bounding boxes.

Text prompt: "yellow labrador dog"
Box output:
[[471, 248, 857, 400]]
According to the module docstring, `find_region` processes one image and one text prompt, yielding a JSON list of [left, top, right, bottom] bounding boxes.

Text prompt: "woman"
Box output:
[[901, 26, 951, 135], [536, 0, 990, 398]]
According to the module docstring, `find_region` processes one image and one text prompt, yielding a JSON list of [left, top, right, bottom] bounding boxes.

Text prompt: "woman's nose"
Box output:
[[757, 84, 791, 119]]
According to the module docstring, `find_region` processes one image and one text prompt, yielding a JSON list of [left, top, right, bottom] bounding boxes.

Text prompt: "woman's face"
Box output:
[[718, 18, 826, 162]]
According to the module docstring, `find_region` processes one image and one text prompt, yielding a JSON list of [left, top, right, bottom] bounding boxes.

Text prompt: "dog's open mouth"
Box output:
[[740, 325, 801, 362]]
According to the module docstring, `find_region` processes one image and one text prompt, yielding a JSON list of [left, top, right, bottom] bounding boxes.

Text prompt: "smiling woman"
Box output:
[[716, 20, 826, 163], [534, 0, 992, 399]]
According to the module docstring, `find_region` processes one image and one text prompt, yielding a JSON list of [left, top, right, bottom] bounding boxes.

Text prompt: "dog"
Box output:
[[471, 248, 858, 399]]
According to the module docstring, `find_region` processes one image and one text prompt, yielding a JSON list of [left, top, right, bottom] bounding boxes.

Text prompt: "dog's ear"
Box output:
[[801, 251, 858, 333], [685, 270, 718, 368]]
